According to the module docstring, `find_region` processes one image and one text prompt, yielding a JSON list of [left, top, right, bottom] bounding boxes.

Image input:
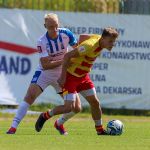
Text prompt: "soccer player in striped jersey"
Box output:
[[7, 13, 81, 134], [35, 27, 119, 135]]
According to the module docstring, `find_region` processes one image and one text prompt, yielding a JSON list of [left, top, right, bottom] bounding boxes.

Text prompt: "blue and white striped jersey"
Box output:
[[37, 28, 77, 70]]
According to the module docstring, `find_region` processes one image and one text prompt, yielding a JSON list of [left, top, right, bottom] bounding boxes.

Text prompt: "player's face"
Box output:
[[104, 37, 117, 51], [45, 18, 58, 38]]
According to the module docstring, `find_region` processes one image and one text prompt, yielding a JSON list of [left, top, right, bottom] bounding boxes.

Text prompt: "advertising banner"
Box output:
[[0, 9, 150, 109]]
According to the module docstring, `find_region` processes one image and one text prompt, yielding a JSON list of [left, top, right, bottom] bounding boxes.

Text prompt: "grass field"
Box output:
[[0, 113, 150, 150]]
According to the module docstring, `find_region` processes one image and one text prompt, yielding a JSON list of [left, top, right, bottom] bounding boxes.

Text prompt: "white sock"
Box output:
[[57, 112, 76, 126], [94, 119, 102, 126], [11, 101, 30, 128]]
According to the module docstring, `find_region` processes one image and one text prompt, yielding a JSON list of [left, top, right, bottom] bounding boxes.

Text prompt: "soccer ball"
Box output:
[[107, 120, 124, 135]]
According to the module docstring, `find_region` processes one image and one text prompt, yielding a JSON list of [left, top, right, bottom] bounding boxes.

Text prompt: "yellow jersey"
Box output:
[[67, 34, 102, 77]]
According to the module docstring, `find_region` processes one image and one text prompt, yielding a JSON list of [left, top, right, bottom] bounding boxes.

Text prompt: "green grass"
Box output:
[[0, 113, 150, 150]]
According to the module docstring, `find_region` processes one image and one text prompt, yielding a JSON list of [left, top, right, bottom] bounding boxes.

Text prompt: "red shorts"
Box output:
[[63, 72, 94, 93]]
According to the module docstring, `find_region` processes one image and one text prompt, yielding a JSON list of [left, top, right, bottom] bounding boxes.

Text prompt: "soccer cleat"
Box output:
[[35, 113, 48, 132], [95, 125, 108, 135], [6, 127, 16, 134], [54, 121, 68, 135], [97, 129, 108, 135]]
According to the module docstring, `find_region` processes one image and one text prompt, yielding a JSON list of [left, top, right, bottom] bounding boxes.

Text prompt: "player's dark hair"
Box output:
[[102, 27, 119, 38]]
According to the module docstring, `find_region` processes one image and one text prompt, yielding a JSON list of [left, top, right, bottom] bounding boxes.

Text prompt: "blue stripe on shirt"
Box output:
[[54, 39, 59, 51]]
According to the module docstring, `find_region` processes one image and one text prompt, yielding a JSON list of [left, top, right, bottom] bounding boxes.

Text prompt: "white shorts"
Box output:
[[31, 70, 61, 93]]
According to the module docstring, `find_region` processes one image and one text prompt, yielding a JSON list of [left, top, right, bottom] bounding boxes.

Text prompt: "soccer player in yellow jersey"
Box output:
[[35, 27, 119, 135]]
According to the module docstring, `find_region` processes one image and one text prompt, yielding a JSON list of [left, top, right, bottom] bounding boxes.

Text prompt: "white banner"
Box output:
[[0, 8, 150, 109]]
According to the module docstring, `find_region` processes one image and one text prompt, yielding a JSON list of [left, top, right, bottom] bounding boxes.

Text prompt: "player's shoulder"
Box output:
[[59, 28, 73, 35], [78, 34, 101, 50], [89, 35, 101, 47], [37, 33, 47, 44], [79, 34, 101, 44], [38, 33, 47, 41], [86, 34, 101, 39]]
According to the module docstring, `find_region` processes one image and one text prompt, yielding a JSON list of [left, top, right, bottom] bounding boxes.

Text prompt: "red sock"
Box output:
[[95, 125, 104, 133], [43, 111, 51, 120]]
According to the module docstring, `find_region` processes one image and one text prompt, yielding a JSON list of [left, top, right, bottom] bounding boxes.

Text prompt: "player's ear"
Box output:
[[44, 24, 46, 28]]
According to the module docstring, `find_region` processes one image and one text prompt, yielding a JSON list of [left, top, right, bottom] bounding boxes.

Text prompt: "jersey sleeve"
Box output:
[[65, 28, 77, 46], [37, 39, 48, 58]]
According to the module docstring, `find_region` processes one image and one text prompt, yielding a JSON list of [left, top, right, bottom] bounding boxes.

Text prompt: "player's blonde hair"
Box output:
[[44, 13, 59, 23]]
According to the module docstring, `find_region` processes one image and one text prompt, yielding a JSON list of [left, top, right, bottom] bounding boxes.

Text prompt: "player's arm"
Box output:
[[40, 57, 63, 70], [62, 48, 79, 71], [57, 48, 79, 87], [65, 28, 78, 49], [37, 39, 63, 70]]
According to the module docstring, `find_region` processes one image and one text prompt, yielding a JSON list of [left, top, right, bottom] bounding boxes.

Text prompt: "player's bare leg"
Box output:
[[54, 94, 81, 135], [35, 99, 76, 133], [7, 84, 42, 134], [85, 94, 107, 135]]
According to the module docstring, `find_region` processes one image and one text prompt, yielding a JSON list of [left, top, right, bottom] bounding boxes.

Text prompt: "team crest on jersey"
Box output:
[[37, 46, 42, 53], [78, 46, 85, 52]]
